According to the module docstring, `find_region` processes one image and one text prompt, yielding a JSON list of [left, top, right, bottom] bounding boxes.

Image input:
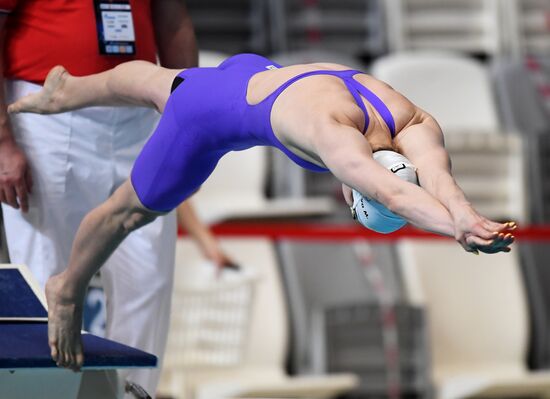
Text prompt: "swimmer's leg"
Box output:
[[46, 90, 220, 370], [45, 178, 161, 371], [8, 61, 183, 115]]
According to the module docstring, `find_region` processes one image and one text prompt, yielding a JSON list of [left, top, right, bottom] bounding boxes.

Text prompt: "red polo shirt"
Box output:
[[1, 0, 157, 84]]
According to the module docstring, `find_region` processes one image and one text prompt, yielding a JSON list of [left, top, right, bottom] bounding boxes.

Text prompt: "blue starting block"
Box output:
[[0, 264, 156, 399]]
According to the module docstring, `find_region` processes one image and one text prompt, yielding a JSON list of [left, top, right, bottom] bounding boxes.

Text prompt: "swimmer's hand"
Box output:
[[451, 203, 515, 254], [8, 66, 71, 115], [342, 184, 353, 207], [45, 273, 85, 372], [466, 226, 515, 254], [197, 234, 238, 276]]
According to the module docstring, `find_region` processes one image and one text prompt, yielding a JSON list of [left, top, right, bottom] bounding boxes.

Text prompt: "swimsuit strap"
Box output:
[[343, 79, 370, 134], [264, 69, 396, 137], [266, 69, 353, 102], [344, 73, 397, 137]]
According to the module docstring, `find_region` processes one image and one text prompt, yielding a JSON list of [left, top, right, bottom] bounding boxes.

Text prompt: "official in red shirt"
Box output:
[[0, 1, 197, 396]]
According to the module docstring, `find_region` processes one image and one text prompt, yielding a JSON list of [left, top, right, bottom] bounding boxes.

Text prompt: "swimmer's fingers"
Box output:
[[491, 232, 515, 250], [473, 243, 512, 254], [481, 219, 517, 233], [495, 232, 515, 252], [457, 236, 480, 255], [465, 233, 514, 254], [468, 223, 498, 241], [502, 221, 517, 231], [466, 235, 493, 248], [342, 184, 353, 207], [470, 221, 516, 242]]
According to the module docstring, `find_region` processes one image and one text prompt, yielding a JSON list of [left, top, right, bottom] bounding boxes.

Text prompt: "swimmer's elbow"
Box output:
[[378, 185, 408, 215], [385, 193, 408, 217]]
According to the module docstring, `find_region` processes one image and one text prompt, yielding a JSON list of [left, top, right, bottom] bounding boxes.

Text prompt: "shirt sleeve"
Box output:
[[0, 0, 18, 14]]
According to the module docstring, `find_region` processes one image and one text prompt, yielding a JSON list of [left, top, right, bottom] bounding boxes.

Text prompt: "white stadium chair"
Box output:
[[267, 0, 386, 56], [158, 237, 358, 399], [384, 0, 502, 56], [186, 0, 269, 54], [397, 240, 550, 399], [501, 0, 550, 58], [190, 144, 334, 224], [372, 51, 499, 132]]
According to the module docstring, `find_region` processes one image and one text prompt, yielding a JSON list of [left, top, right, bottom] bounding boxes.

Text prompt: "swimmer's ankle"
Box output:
[[44, 66, 71, 112], [46, 273, 85, 303]]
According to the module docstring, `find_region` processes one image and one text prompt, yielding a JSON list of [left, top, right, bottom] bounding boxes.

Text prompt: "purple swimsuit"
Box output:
[[131, 53, 396, 212]]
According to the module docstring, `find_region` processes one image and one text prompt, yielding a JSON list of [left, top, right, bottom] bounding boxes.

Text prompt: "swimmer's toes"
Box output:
[[50, 344, 58, 362], [63, 352, 72, 368], [69, 353, 79, 372], [56, 353, 64, 368], [76, 352, 84, 371]]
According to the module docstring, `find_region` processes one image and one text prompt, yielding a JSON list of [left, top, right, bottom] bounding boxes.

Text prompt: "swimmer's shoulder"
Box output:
[[274, 62, 440, 137], [393, 106, 441, 140]]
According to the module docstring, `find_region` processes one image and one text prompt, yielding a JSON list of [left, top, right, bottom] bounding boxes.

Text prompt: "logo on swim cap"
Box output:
[[266, 65, 279, 70], [352, 189, 407, 234]]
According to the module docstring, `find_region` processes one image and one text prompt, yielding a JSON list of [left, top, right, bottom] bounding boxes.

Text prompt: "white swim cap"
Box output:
[[351, 151, 419, 234]]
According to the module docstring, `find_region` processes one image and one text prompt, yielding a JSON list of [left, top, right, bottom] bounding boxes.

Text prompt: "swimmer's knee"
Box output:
[[121, 209, 158, 235]]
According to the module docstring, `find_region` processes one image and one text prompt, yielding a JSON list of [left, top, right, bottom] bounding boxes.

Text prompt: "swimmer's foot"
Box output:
[[45, 273, 85, 372], [8, 65, 71, 114]]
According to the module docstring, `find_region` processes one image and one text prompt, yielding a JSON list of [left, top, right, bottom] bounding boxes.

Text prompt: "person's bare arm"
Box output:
[[395, 115, 475, 210], [0, 13, 32, 212], [8, 61, 180, 115], [395, 114, 515, 249], [317, 120, 455, 235], [314, 120, 509, 251], [177, 200, 234, 268], [152, 0, 198, 68], [45, 179, 162, 371]]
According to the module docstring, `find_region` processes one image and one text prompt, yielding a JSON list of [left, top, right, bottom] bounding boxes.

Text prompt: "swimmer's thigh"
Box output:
[[131, 99, 221, 212]]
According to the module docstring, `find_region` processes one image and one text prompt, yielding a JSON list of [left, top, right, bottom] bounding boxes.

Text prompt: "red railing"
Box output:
[[179, 222, 550, 241]]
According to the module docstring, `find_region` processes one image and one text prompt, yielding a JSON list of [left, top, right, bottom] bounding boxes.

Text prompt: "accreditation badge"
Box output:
[[93, 0, 136, 55]]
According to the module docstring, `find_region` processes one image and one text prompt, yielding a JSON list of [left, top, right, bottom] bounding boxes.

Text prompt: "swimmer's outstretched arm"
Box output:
[[315, 120, 509, 252], [394, 114, 515, 252], [7, 61, 181, 115], [44, 179, 161, 371]]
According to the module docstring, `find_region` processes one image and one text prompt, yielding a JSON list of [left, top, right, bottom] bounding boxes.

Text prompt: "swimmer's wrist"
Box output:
[[447, 195, 471, 214]]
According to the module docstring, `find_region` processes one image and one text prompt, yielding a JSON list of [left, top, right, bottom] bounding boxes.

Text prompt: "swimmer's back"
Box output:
[[170, 54, 421, 149], [245, 61, 422, 137], [131, 53, 424, 211]]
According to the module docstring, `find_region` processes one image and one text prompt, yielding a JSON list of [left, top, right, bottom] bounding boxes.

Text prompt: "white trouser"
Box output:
[[3, 79, 177, 397]]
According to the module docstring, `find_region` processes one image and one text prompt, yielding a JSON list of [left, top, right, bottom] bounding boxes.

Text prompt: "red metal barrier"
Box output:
[[179, 222, 550, 241]]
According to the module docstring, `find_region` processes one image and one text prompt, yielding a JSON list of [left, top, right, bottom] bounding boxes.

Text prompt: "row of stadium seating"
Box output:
[[186, 0, 550, 58], [160, 235, 550, 399]]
